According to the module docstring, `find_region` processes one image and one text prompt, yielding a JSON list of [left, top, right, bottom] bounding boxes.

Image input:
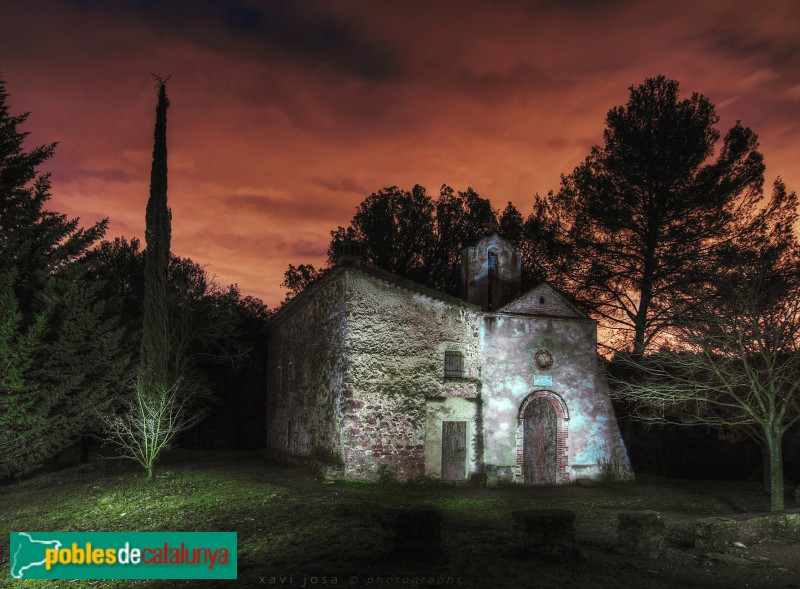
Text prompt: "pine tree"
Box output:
[[0, 78, 128, 477], [535, 76, 766, 356], [140, 78, 172, 396]]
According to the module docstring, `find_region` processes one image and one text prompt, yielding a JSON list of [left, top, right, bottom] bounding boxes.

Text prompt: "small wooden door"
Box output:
[[441, 421, 467, 480], [523, 397, 557, 484]]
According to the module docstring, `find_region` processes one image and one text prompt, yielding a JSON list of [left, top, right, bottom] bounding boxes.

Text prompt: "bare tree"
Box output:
[[100, 378, 206, 480], [611, 239, 800, 510]]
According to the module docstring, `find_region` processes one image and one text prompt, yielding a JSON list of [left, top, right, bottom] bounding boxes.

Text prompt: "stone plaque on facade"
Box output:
[[534, 374, 553, 387]]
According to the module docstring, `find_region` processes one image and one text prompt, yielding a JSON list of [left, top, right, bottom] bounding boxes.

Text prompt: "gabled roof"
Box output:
[[355, 263, 479, 309], [497, 282, 590, 320], [269, 262, 479, 327], [270, 260, 590, 328]]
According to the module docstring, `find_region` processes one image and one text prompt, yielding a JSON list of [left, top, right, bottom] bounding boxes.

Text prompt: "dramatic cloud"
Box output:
[[2, 0, 798, 306]]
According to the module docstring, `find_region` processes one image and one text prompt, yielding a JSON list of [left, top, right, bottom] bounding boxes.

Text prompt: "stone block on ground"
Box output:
[[694, 516, 739, 552], [694, 511, 800, 552], [617, 510, 666, 559], [377, 505, 443, 560], [511, 509, 578, 559]]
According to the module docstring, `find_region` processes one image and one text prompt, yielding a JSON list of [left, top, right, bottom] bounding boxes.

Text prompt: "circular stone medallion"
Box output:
[[534, 349, 554, 371]]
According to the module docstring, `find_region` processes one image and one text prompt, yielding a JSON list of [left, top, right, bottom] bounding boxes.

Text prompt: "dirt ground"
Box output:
[[439, 477, 800, 589], [205, 455, 800, 589]]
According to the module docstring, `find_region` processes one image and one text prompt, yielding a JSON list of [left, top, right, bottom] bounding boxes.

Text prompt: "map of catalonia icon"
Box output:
[[10, 532, 63, 579]]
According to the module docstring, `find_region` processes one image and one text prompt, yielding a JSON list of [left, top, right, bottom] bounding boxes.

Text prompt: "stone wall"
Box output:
[[265, 272, 349, 466], [266, 261, 631, 485], [480, 312, 631, 483], [695, 511, 800, 551], [501, 283, 583, 318], [342, 269, 481, 481]]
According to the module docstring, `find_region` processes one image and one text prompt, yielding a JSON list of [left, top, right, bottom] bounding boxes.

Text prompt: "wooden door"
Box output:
[[523, 397, 557, 484], [441, 421, 467, 480]]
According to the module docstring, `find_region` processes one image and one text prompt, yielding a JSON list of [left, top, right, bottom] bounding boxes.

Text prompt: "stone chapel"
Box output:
[[266, 234, 632, 484]]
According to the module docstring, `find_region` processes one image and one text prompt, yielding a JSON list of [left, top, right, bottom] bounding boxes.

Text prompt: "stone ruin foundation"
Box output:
[[616, 510, 666, 559], [377, 505, 443, 560], [511, 509, 578, 559]]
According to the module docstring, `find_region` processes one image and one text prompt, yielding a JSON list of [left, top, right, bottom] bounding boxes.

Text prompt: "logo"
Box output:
[[10, 532, 237, 580]]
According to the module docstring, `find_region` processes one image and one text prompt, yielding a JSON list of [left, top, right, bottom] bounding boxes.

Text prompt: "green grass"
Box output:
[[2, 456, 301, 588], [0, 451, 786, 589]]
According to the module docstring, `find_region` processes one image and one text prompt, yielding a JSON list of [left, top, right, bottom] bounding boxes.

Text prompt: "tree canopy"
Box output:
[[535, 76, 766, 356], [283, 184, 544, 302], [611, 209, 800, 510], [0, 79, 128, 477], [140, 79, 172, 397]]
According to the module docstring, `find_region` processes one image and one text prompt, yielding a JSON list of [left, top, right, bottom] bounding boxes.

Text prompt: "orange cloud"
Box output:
[[2, 0, 799, 306]]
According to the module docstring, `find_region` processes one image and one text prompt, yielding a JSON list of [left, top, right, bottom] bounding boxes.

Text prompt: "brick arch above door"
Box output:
[[515, 390, 570, 484]]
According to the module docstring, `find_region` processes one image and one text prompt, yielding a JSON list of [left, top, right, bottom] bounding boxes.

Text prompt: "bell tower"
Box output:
[[460, 233, 521, 311]]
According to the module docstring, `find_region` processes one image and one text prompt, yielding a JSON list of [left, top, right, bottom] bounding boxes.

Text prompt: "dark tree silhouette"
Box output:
[[0, 78, 127, 477], [88, 236, 271, 450], [140, 78, 172, 396], [535, 76, 766, 356], [612, 180, 800, 510], [330, 185, 435, 286], [286, 184, 537, 301], [613, 260, 800, 509], [281, 263, 325, 301]]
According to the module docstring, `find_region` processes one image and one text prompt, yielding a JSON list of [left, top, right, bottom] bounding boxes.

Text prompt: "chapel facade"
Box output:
[[265, 234, 632, 484]]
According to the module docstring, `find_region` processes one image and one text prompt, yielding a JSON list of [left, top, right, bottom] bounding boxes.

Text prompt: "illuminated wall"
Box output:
[[341, 267, 482, 480], [480, 293, 631, 482], [266, 235, 632, 483], [265, 273, 349, 466]]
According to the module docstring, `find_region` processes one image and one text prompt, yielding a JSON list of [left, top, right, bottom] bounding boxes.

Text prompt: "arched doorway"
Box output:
[[517, 392, 569, 484]]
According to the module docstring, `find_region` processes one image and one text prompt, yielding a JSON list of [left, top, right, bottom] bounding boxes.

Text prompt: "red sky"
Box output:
[[3, 0, 799, 307]]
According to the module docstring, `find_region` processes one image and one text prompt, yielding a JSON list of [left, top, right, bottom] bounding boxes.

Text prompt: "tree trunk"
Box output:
[[632, 216, 659, 359], [761, 443, 770, 494], [764, 428, 784, 511], [147, 465, 154, 481]]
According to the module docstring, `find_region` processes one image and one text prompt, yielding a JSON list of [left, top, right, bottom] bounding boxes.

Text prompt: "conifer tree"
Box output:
[[535, 76, 766, 356], [0, 78, 127, 477], [140, 78, 172, 396]]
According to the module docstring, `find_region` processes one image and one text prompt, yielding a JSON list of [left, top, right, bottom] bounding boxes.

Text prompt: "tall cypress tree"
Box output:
[[140, 78, 171, 395]]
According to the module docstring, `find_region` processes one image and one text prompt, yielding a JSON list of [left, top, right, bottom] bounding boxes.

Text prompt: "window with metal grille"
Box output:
[[444, 351, 464, 377]]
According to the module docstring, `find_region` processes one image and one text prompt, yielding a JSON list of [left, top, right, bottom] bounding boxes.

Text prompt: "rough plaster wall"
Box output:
[[343, 270, 481, 481], [501, 284, 581, 318], [588, 359, 635, 480], [481, 313, 630, 481], [424, 398, 480, 478], [266, 276, 348, 463]]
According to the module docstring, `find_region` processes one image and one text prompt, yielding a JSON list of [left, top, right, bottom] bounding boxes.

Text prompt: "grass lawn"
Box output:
[[1, 450, 798, 588]]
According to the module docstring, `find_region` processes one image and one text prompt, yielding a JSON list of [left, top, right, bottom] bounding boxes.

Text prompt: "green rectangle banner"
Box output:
[[10, 531, 237, 579]]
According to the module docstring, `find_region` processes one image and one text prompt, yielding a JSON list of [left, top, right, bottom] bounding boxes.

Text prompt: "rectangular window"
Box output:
[[444, 351, 464, 378]]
